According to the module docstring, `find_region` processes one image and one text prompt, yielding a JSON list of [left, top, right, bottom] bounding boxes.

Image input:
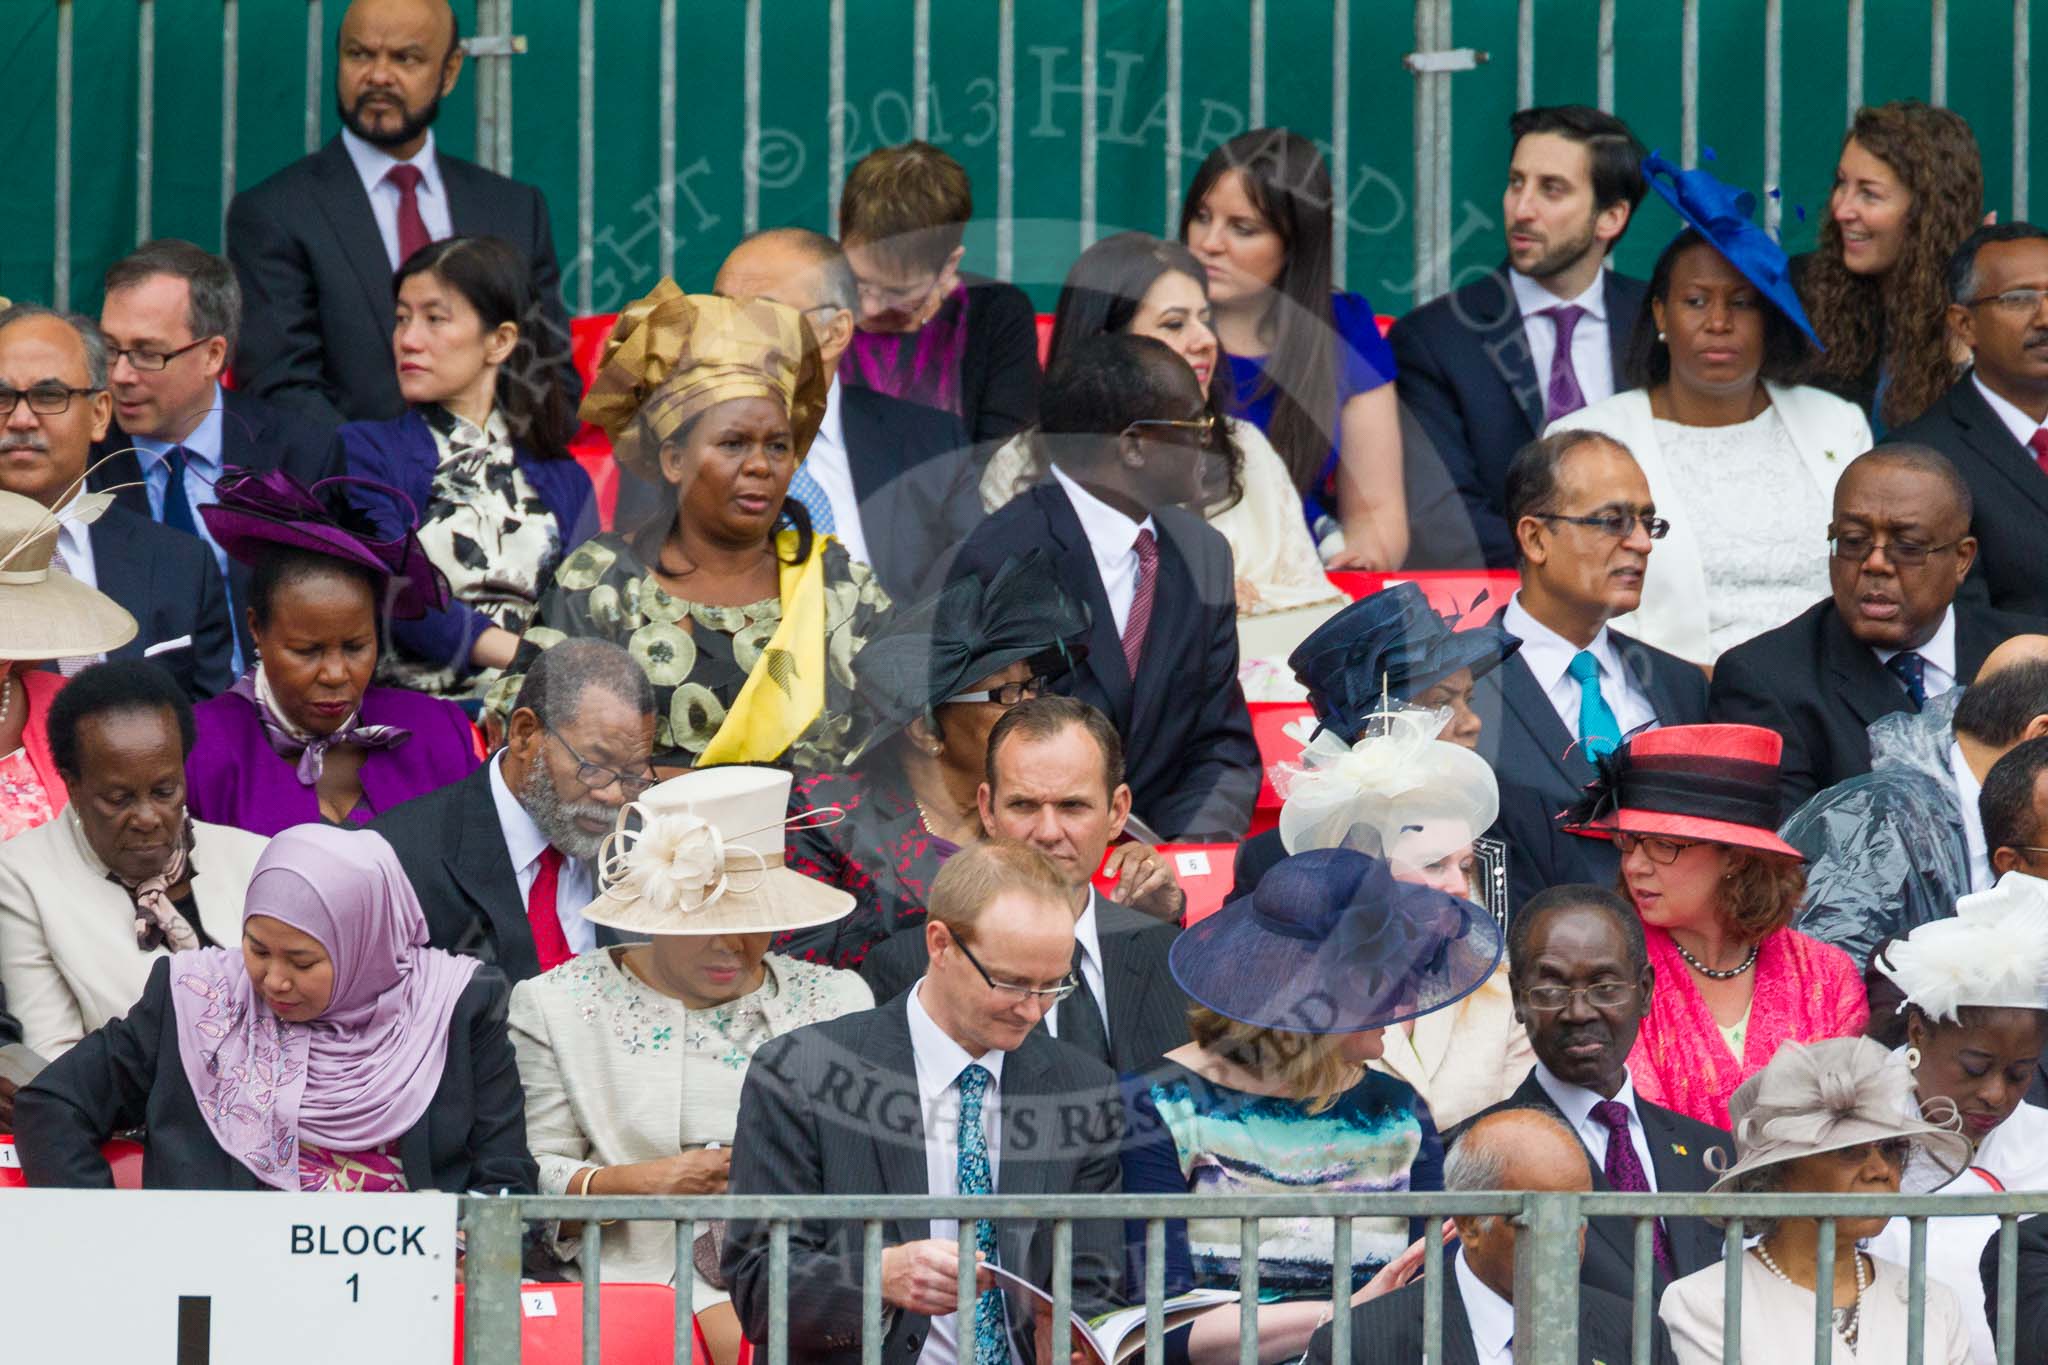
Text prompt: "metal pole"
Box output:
[[54, 0, 73, 310], [1517, 0, 1534, 108], [222, 0, 239, 237], [306, 0, 323, 156], [1682, 0, 1700, 168], [1236, 1219, 1260, 1365], [1930, 0, 1948, 106], [497, 0, 514, 176], [576, 0, 594, 315], [828, 0, 847, 230], [912, 0, 931, 142], [1847, 0, 1866, 120], [1813, 1219, 1837, 1363], [743, 0, 761, 235], [997, 0, 1015, 281], [460, 1199, 524, 1363], [1248, 0, 1266, 128], [581, 1220, 602, 1365], [1765, 0, 1783, 235], [1333, 1217, 1356, 1365], [136, 0, 155, 244], [1412, 0, 1435, 315], [660, 0, 678, 273], [1331, 0, 1350, 288], [1166, 0, 1184, 234], [1597, 0, 1616, 113], [1514, 1193, 1582, 1364], [2017, 0, 2032, 220], [473, 0, 495, 172], [1081, 0, 1099, 250], [860, 1221, 883, 1365], [676, 1221, 696, 1365], [1434, 0, 1453, 301]]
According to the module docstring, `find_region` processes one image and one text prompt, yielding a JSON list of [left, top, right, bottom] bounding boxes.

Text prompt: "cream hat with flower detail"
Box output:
[[577, 765, 854, 937], [0, 488, 138, 659]]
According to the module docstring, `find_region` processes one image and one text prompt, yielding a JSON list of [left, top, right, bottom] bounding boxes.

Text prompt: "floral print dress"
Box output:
[[490, 531, 890, 769]]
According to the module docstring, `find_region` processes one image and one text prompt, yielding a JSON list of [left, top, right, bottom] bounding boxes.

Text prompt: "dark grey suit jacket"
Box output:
[[857, 895, 1191, 1076], [88, 504, 235, 701], [1452, 1070, 1730, 1305], [723, 996, 1125, 1364], [1483, 611, 1709, 916], [370, 763, 630, 986], [1304, 1271, 1676, 1364], [226, 137, 577, 429]]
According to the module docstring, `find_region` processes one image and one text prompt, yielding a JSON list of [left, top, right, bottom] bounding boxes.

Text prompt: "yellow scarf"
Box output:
[[698, 530, 829, 765]]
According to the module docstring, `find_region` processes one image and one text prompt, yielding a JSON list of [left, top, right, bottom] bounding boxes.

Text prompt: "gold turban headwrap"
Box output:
[[577, 281, 830, 484]]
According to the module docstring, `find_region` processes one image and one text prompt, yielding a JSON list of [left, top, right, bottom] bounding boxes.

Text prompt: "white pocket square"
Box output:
[[141, 635, 193, 658]]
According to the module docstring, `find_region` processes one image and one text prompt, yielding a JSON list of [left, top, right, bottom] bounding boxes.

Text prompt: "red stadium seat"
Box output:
[[451, 1280, 711, 1364], [1325, 570, 1520, 629], [568, 313, 623, 530], [1375, 313, 1394, 337], [1248, 701, 1316, 838], [0, 1136, 145, 1188], [1035, 312, 1055, 366], [1092, 842, 1239, 923]]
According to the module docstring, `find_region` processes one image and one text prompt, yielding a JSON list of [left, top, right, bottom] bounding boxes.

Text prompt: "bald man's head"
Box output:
[[1955, 635, 2048, 752], [1446, 1108, 1592, 1299], [715, 230, 858, 370], [337, 0, 463, 162]]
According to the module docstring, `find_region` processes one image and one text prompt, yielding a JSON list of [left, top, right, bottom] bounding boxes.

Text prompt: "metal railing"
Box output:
[[459, 1189, 2048, 1365]]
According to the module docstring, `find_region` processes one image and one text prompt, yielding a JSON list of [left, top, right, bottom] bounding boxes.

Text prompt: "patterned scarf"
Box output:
[[838, 283, 971, 416], [232, 667, 412, 787], [99, 811, 202, 951]]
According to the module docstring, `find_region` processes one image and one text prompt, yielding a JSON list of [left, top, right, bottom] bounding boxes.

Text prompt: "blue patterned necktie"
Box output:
[[1567, 649, 1622, 763], [159, 445, 200, 536], [785, 463, 836, 535], [1885, 650, 1928, 710], [955, 1063, 1007, 1362]]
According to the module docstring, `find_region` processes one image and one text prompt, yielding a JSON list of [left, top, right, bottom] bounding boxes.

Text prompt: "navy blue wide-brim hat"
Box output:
[[1643, 150, 1823, 351], [1169, 847, 1504, 1034], [1287, 582, 1520, 744]]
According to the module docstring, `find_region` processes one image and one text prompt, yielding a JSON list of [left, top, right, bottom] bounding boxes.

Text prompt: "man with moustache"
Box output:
[[1393, 105, 1650, 567], [374, 639, 656, 983], [1710, 446, 2047, 811], [227, 0, 574, 427], [1452, 885, 1730, 1304]]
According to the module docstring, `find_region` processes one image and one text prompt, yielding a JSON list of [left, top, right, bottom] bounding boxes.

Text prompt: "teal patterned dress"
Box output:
[[1120, 1059, 1444, 1301]]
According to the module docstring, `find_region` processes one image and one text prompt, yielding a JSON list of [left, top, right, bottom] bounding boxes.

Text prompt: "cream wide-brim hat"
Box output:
[[0, 491, 137, 659], [577, 764, 854, 937]]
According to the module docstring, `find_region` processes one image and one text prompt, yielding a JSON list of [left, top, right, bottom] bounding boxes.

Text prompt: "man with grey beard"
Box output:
[[374, 638, 656, 981]]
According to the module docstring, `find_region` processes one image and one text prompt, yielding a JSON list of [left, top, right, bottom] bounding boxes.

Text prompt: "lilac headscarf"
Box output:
[[169, 825, 479, 1190]]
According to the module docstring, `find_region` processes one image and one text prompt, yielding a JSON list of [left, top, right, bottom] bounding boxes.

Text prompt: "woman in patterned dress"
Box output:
[[492, 283, 889, 771], [508, 766, 871, 1365], [341, 235, 595, 702]]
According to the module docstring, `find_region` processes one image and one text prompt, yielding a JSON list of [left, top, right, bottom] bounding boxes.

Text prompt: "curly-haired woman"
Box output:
[[1798, 101, 1984, 434]]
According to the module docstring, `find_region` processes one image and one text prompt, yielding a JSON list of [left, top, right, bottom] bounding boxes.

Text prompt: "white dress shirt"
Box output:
[[1050, 465, 1155, 637], [1454, 1246, 1517, 1364], [1503, 593, 1658, 740], [340, 127, 454, 271], [906, 979, 1012, 1365], [1040, 890, 1108, 1044], [1875, 604, 1959, 699], [1973, 371, 2048, 452], [802, 381, 870, 565], [131, 392, 241, 672], [1533, 1062, 1660, 1192], [1511, 267, 1616, 414], [1950, 741, 1993, 892], [50, 511, 105, 669], [486, 752, 597, 956]]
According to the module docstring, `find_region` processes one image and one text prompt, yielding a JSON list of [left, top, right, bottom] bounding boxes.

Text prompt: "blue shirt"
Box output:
[[131, 390, 241, 673]]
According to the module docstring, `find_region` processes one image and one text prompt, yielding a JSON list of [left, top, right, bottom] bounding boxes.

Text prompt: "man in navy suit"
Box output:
[[1393, 106, 1650, 568], [227, 0, 574, 428], [949, 334, 1258, 841], [92, 240, 345, 675], [0, 307, 232, 701], [1483, 430, 1707, 913]]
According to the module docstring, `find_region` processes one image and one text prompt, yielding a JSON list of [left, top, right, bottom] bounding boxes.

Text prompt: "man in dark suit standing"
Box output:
[[725, 840, 1125, 1365], [1485, 430, 1708, 911], [862, 697, 1189, 1074], [226, 0, 574, 428], [949, 333, 1258, 840], [1455, 886, 1730, 1306], [1886, 223, 2048, 617], [1306, 1106, 1678, 1364], [1392, 106, 1650, 568], [1710, 446, 2046, 811], [92, 240, 345, 675], [374, 639, 654, 983], [0, 307, 233, 700]]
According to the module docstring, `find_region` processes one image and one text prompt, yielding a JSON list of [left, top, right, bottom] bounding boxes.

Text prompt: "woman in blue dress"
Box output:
[[1121, 846, 1504, 1363], [1182, 129, 1406, 568]]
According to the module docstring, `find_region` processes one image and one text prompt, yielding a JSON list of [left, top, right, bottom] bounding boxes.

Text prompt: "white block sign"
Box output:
[[3, 1189, 458, 1364]]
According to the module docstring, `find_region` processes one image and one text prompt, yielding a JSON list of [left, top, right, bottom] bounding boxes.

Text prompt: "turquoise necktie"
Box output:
[[1568, 649, 1622, 762], [956, 1063, 1008, 1362]]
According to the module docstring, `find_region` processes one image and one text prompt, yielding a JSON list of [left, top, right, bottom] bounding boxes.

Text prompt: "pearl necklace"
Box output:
[[1752, 1242, 1869, 1347], [0, 673, 15, 736], [1672, 938, 1760, 979]]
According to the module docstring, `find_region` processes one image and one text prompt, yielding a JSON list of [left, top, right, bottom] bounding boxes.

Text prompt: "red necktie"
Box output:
[[526, 846, 574, 972], [1121, 528, 1158, 677], [384, 163, 431, 266], [2028, 428, 2048, 478]]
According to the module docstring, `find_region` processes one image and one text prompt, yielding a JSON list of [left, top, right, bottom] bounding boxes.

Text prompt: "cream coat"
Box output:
[[1367, 963, 1535, 1131], [0, 808, 266, 1057], [1661, 1250, 1971, 1364], [1547, 382, 1874, 665]]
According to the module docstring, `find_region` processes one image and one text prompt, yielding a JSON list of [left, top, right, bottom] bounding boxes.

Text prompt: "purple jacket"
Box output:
[[186, 685, 483, 836], [339, 409, 597, 682]]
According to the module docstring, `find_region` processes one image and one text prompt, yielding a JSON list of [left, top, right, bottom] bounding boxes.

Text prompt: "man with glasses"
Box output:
[[1452, 884, 1730, 1303], [1710, 446, 2046, 810], [374, 638, 656, 982], [91, 239, 346, 675], [1486, 430, 1708, 911], [950, 333, 1258, 840], [860, 696, 1190, 1073], [0, 305, 233, 699], [1888, 223, 2048, 617], [725, 839, 1126, 1365]]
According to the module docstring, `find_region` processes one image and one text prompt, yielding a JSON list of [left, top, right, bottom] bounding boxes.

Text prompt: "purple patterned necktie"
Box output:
[[1590, 1099, 1675, 1274], [1541, 304, 1589, 422]]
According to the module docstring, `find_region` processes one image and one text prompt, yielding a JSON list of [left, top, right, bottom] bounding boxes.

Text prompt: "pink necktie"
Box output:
[[1121, 529, 1158, 677], [384, 163, 431, 265], [2028, 428, 2048, 479]]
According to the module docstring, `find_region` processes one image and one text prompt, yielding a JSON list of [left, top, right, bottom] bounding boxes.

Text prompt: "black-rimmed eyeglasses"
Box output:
[[0, 384, 103, 416], [1520, 981, 1639, 1012], [1827, 531, 1965, 568], [543, 724, 656, 797], [1611, 832, 1699, 865], [108, 336, 217, 373], [950, 930, 1077, 1005], [1536, 510, 1670, 540]]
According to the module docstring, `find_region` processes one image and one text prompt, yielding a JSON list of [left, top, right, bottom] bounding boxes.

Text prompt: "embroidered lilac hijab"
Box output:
[[169, 825, 479, 1190]]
